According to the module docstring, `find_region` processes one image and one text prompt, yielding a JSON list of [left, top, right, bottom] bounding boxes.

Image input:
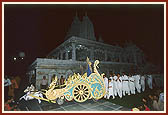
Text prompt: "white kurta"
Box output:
[[122, 75, 130, 96], [140, 76, 145, 92], [117, 76, 123, 98], [128, 76, 135, 94], [147, 75, 153, 89], [107, 80, 115, 99], [104, 77, 109, 98], [158, 92, 164, 111], [113, 75, 118, 96], [134, 74, 141, 93]]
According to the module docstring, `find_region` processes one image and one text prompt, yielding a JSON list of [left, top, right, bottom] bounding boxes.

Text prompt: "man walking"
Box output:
[[134, 73, 141, 93], [103, 74, 108, 99], [107, 78, 115, 99], [113, 73, 118, 97], [117, 74, 123, 98], [147, 73, 153, 89], [128, 74, 135, 94], [122, 73, 130, 96], [140, 74, 146, 92]]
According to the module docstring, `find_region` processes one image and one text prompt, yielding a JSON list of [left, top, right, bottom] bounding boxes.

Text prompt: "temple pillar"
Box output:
[[57, 54, 59, 60], [66, 51, 69, 60], [72, 43, 76, 60], [57, 53, 59, 59], [58, 53, 60, 60], [60, 52, 63, 60]]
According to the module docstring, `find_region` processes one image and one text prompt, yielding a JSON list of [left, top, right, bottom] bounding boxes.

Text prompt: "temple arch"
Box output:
[[65, 69, 73, 79], [48, 69, 59, 85]]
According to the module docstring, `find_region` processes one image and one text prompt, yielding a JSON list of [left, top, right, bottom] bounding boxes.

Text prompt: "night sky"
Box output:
[[4, 4, 164, 76]]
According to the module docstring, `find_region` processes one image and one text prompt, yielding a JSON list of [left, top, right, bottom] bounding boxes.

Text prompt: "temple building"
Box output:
[[28, 13, 146, 89]]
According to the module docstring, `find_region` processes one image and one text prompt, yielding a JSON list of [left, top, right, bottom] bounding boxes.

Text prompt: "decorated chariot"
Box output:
[[24, 58, 106, 105]]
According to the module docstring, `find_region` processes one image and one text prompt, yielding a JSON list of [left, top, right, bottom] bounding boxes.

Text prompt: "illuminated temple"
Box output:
[[28, 14, 146, 89]]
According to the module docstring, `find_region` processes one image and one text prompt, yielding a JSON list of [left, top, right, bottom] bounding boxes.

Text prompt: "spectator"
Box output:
[[142, 91, 164, 111], [144, 104, 150, 111], [40, 76, 48, 89], [57, 78, 60, 86], [142, 96, 153, 110], [60, 76, 65, 88], [4, 75, 12, 102], [15, 75, 21, 89], [8, 76, 18, 99], [147, 73, 153, 89], [158, 92, 164, 111], [51, 74, 59, 86], [14, 76, 21, 101], [4, 97, 19, 111], [30, 75, 36, 86], [147, 95, 154, 110], [152, 95, 160, 111], [60, 76, 65, 85]]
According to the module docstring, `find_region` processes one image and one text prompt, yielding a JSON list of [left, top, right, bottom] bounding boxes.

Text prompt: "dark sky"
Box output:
[[4, 4, 164, 76]]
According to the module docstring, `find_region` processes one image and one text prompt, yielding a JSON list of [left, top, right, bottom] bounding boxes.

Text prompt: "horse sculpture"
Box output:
[[19, 84, 43, 104]]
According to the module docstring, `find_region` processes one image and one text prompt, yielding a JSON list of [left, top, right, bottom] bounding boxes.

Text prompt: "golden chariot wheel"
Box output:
[[72, 83, 90, 103]]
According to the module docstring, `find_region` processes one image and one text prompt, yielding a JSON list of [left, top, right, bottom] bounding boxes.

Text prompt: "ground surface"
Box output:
[[17, 80, 162, 111], [19, 98, 131, 111], [107, 88, 162, 109]]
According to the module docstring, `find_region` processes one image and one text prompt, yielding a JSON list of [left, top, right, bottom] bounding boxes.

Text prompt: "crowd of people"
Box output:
[[103, 72, 153, 99], [4, 71, 164, 111], [133, 89, 164, 111], [38, 75, 65, 90], [103, 72, 164, 111], [4, 75, 21, 111]]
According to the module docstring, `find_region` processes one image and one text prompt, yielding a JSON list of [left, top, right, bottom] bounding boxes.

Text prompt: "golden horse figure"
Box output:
[[29, 58, 106, 105]]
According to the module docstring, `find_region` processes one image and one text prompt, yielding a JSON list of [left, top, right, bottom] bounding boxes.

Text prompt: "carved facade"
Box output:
[[28, 14, 146, 89]]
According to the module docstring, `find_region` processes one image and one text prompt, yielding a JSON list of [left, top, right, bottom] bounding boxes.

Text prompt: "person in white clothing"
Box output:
[[158, 92, 164, 111], [140, 74, 145, 92], [103, 75, 108, 98], [134, 73, 141, 93], [4, 75, 12, 102], [147, 74, 153, 89], [109, 74, 113, 81], [117, 74, 123, 98], [113, 73, 118, 97], [128, 74, 135, 94], [40, 76, 48, 90], [122, 73, 130, 96], [107, 78, 115, 99]]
